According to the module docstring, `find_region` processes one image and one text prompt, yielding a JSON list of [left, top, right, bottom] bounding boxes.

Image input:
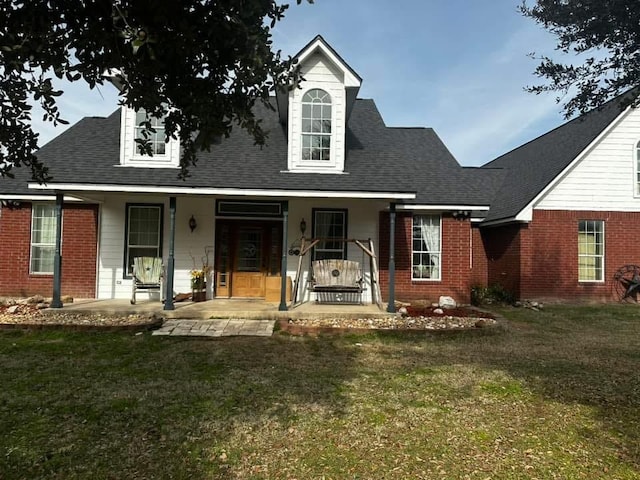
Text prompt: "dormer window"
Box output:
[[119, 107, 180, 168], [301, 89, 332, 162], [135, 109, 166, 156]]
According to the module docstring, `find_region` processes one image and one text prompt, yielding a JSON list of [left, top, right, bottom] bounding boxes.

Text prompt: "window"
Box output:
[[135, 109, 166, 156], [30, 204, 57, 274], [578, 220, 604, 281], [125, 204, 163, 276], [301, 89, 331, 161], [412, 215, 441, 280], [312, 209, 346, 260]]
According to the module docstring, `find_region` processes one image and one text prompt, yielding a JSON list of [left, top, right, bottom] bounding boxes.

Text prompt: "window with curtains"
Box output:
[[312, 209, 347, 260], [124, 204, 163, 276], [30, 204, 58, 274], [578, 220, 604, 281], [412, 214, 441, 280]]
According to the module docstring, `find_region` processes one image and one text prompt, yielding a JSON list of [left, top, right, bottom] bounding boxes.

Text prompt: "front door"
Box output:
[[215, 220, 282, 298], [233, 227, 264, 297]]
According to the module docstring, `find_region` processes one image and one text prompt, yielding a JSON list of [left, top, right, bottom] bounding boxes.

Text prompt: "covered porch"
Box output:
[[49, 297, 390, 321]]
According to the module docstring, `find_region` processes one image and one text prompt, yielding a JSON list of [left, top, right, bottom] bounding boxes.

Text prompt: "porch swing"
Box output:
[[290, 237, 384, 309]]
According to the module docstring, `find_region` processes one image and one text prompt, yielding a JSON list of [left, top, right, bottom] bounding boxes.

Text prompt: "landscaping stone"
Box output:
[[439, 296, 457, 309]]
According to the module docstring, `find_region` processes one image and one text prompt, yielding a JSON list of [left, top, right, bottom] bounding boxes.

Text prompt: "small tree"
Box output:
[[0, 0, 311, 182], [521, 0, 640, 117]]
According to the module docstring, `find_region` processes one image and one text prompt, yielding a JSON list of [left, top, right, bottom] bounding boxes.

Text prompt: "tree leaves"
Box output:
[[521, 0, 640, 118], [0, 0, 308, 182]]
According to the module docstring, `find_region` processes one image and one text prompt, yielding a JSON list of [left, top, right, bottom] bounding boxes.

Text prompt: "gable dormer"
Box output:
[[278, 36, 362, 173], [119, 107, 180, 168]]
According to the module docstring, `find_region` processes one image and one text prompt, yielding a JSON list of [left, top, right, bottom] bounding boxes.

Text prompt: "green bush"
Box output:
[[471, 283, 515, 306]]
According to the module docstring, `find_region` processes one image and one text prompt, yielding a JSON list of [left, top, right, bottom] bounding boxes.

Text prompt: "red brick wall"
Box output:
[[480, 223, 524, 299], [470, 225, 488, 287], [478, 210, 640, 302], [0, 202, 98, 298], [379, 212, 474, 304]]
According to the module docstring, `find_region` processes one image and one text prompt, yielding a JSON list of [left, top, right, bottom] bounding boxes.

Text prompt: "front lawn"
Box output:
[[1, 304, 639, 479]]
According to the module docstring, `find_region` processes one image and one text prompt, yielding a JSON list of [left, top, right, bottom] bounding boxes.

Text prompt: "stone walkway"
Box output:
[[152, 319, 275, 337]]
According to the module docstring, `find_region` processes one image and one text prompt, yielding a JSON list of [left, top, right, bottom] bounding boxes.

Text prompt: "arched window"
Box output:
[[301, 89, 331, 161]]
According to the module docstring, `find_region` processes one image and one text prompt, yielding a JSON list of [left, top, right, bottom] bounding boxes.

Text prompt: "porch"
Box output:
[[49, 298, 390, 321]]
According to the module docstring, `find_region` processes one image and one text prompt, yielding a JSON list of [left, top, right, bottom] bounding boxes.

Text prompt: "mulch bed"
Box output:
[[279, 305, 497, 336], [0, 303, 162, 332]]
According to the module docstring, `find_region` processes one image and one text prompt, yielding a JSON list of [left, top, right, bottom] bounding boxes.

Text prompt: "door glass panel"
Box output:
[[237, 229, 262, 272], [217, 225, 229, 287]]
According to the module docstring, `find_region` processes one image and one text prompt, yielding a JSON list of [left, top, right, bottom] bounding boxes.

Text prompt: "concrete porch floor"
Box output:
[[47, 298, 391, 321]]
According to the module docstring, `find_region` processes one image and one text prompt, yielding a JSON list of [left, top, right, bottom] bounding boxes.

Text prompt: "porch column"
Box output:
[[163, 196, 176, 310], [279, 201, 289, 311], [50, 192, 64, 308], [386, 202, 396, 313]]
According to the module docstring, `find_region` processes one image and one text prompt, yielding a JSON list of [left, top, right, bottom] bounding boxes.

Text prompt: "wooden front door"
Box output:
[[215, 220, 281, 298]]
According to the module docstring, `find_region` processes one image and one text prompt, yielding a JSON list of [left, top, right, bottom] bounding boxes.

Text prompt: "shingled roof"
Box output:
[[0, 98, 498, 207], [481, 91, 637, 223]]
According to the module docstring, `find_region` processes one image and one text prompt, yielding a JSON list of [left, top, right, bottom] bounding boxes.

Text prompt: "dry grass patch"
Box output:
[[1, 304, 639, 478]]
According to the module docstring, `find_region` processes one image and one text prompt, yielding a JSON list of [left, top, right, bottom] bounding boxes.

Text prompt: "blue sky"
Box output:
[[33, 0, 568, 167]]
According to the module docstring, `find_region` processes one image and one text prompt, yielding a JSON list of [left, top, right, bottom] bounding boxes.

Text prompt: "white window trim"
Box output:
[[312, 209, 347, 261], [120, 107, 180, 168], [124, 204, 163, 277], [300, 88, 332, 165], [289, 84, 340, 173], [30, 203, 59, 275], [411, 214, 442, 282], [578, 219, 605, 283]]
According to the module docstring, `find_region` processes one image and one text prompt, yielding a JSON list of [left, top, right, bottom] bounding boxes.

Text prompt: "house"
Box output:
[[0, 36, 497, 309], [479, 91, 640, 303], [0, 35, 637, 306]]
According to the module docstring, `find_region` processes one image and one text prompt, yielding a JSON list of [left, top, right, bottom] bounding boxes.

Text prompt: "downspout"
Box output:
[[50, 192, 64, 308], [163, 196, 176, 310], [279, 201, 289, 311], [386, 202, 396, 313]]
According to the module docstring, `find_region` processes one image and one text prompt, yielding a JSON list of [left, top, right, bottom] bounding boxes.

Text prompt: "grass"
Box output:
[[1, 304, 640, 479]]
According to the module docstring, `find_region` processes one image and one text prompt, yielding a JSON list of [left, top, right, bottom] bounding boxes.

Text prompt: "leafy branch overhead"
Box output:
[[521, 0, 640, 117], [0, 0, 312, 182]]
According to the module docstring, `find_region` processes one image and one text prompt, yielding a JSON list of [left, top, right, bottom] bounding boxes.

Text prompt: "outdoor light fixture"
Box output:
[[452, 210, 471, 221], [189, 215, 197, 232], [300, 218, 307, 236]]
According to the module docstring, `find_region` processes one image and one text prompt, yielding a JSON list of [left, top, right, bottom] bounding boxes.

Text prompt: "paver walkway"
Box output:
[[152, 319, 275, 337]]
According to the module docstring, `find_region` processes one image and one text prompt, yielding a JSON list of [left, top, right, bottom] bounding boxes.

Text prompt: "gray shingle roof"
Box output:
[[0, 98, 498, 206], [481, 92, 636, 223]]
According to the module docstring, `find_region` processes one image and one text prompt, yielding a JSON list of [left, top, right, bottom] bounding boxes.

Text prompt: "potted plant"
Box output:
[[190, 248, 212, 302]]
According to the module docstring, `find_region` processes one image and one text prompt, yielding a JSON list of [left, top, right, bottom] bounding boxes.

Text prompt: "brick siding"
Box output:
[[379, 211, 475, 304], [480, 210, 640, 302], [0, 202, 98, 298]]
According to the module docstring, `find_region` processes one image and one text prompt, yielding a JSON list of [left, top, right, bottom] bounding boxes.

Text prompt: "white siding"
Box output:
[[119, 107, 180, 168], [97, 195, 215, 299], [97, 195, 385, 303], [537, 108, 640, 211], [287, 53, 348, 173], [287, 198, 385, 304]]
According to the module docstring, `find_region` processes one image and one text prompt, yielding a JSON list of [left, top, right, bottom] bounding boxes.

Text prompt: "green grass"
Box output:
[[1, 304, 640, 479]]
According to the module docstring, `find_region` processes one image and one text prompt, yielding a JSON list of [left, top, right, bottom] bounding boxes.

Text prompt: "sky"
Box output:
[[32, 0, 569, 167]]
